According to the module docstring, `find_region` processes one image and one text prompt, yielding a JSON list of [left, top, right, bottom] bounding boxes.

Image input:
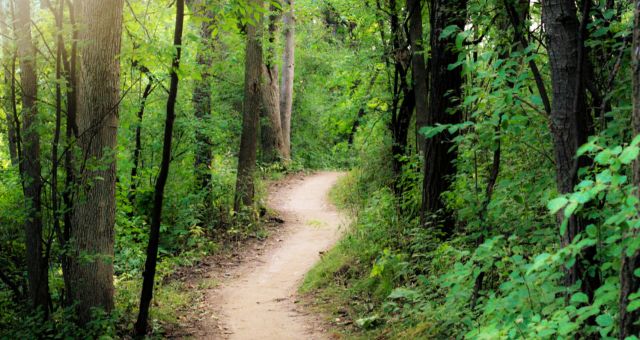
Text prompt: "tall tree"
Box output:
[[187, 0, 215, 194], [280, 0, 295, 156], [406, 0, 428, 153], [68, 0, 124, 323], [0, 1, 18, 165], [261, 3, 287, 163], [15, 0, 49, 317], [135, 0, 185, 334], [420, 0, 467, 235], [234, 0, 264, 211], [620, 0, 640, 336], [387, 0, 415, 186], [542, 0, 599, 300]]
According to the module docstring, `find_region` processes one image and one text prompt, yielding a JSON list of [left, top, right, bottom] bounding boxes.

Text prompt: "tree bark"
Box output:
[[187, 0, 215, 192], [129, 73, 153, 206], [406, 0, 428, 153], [15, 0, 49, 317], [261, 4, 287, 163], [542, 0, 599, 304], [134, 0, 184, 334], [542, 0, 598, 301], [280, 0, 295, 156], [420, 0, 467, 235], [387, 0, 414, 189], [234, 0, 264, 211], [69, 0, 124, 323], [0, 1, 18, 165], [620, 1, 640, 337]]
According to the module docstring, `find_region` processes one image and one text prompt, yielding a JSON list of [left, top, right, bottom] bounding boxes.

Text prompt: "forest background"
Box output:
[[1, 0, 640, 339]]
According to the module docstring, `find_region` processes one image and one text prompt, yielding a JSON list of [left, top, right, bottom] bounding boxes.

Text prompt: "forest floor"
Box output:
[[173, 171, 347, 339]]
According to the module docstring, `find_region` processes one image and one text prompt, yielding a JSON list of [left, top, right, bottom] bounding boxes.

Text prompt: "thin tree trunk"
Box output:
[[15, 0, 49, 317], [0, 2, 18, 165], [261, 4, 287, 163], [187, 0, 215, 193], [50, 0, 64, 303], [234, 0, 264, 211], [280, 0, 295, 156], [129, 74, 153, 205], [542, 0, 599, 302], [420, 0, 467, 236], [69, 0, 124, 323], [134, 0, 184, 334], [620, 1, 640, 337], [406, 0, 428, 153], [61, 0, 78, 305]]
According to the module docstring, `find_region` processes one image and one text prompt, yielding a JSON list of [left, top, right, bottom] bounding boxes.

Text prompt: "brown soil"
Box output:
[[173, 171, 346, 339]]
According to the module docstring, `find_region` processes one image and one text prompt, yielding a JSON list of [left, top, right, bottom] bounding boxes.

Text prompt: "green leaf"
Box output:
[[620, 146, 639, 165], [596, 314, 613, 327], [388, 288, 418, 300], [628, 300, 640, 312], [586, 225, 598, 238], [440, 25, 459, 39], [548, 197, 568, 214], [564, 201, 578, 218], [570, 292, 589, 304]]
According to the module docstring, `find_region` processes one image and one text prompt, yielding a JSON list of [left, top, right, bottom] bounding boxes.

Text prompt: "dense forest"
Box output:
[[1, 0, 640, 338]]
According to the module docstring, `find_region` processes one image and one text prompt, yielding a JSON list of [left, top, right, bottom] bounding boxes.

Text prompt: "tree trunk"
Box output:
[[420, 0, 467, 236], [15, 0, 49, 317], [620, 1, 640, 337], [134, 0, 184, 334], [261, 4, 287, 163], [280, 0, 295, 156], [187, 0, 215, 193], [234, 0, 264, 211], [129, 74, 153, 206], [0, 2, 18, 165], [69, 0, 124, 323], [542, 0, 599, 301], [406, 0, 428, 153], [388, 0, 414, 189]]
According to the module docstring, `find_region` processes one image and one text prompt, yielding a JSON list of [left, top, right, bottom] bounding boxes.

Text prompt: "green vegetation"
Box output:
[[2, 0, 640, 338]]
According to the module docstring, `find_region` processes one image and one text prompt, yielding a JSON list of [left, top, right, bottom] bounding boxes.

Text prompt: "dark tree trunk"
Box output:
[[620, 1, 640, 337], [69, 0, 124, 323], [187, 0, 215, 194], [420, 0, 467, 236], [406, 0, 428, 153], [15, 0, 50, 317], [61, 0, 78, 305], [542, 0, 599, 300], [134, 0, 184, 335], [234, 0, 264, 211], [391, 89, 415, 181], [388, 0, 414, 189], [129, 74, 154, 206]]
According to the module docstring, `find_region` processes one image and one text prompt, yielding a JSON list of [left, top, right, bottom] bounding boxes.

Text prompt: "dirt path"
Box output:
[[202, 172, 346, 339]]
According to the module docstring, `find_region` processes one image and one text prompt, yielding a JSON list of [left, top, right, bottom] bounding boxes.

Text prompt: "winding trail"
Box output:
[[211, 172, 346, 339]]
